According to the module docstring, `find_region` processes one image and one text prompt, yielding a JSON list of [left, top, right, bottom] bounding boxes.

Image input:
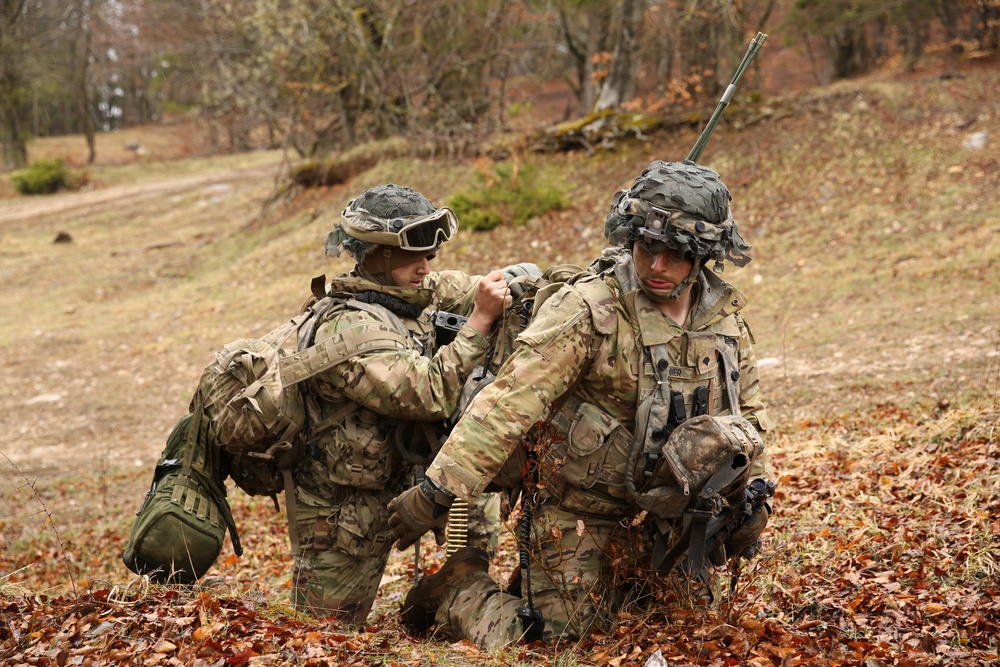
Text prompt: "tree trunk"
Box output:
[[1, 0, 29, 169], [593, 0, 644, 112], [73, 0, 97, 164]]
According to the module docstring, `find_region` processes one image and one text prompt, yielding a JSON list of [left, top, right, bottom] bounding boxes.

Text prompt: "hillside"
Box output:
[[1, 56, 998, 666]]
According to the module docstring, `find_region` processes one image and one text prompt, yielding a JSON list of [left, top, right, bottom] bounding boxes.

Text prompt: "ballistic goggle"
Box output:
[[341, 206, 459, 251]]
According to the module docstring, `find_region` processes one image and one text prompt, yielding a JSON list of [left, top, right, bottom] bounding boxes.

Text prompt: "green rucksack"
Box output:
[[123, 402, 241, 583]]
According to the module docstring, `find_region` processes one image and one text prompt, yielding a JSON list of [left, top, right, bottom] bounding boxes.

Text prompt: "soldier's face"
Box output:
[[389, 253, 434, 287], [632, 242, 693, 298]]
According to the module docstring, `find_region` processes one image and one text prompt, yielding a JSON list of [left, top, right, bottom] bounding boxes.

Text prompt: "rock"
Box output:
[[963, 131, 987, 150]]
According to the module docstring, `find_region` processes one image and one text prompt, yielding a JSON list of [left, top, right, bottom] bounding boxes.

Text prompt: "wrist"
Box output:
[[420, 476, 455, 508], [465, 309, 494, 336]]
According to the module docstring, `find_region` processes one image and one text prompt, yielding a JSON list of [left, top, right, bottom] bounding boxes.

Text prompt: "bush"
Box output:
[[11, 160, 70, 195], [447, 162, 567, 231]]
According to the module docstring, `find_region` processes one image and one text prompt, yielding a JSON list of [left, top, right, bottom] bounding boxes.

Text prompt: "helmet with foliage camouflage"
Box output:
[[604, 160, 752, 273], [324, 184, 458, 264]]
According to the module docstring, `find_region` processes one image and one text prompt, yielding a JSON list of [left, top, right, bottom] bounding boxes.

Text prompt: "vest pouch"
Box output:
[[226, 439, 306, 498], [558, 402, 631, 497], [317, 408, 393, 490], [123, 468, 231, 584]]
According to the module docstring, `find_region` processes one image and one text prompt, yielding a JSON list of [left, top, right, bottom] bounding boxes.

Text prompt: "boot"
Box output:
[[402, 546, 490, 633]]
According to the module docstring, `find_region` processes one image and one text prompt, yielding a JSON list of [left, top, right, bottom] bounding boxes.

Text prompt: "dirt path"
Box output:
[[0, 165, 281, 226]]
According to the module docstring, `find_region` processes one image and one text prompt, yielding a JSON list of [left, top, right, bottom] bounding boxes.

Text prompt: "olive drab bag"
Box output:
[[123, 403, 241, 583]]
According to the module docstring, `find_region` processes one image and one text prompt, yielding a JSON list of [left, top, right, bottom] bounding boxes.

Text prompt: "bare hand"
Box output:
[[467, 269, 510, 335]]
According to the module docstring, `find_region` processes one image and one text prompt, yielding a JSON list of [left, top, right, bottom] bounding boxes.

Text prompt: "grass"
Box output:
[[1, 55, 999, 665]]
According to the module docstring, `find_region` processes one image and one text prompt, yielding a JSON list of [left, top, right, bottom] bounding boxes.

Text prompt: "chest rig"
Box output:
[[627, 287, 744, 487], [296, 282, 440, 496], [540, 258, 752, 520]]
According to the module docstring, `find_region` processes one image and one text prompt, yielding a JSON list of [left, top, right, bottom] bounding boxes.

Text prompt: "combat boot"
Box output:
[[402, 546, 490, 633]]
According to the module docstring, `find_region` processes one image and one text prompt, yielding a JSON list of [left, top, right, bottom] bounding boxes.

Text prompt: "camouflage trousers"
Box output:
[[433, 503, 720, 648], [291, 484, 500, 624]]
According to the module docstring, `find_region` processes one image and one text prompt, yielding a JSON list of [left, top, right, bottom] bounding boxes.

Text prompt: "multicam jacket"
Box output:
[[426, 256, 774, 515], [294, 270, 490, 504]]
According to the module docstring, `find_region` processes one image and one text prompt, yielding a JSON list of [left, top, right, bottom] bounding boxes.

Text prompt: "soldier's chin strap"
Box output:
[[636, 256, 704, 303], [358, 249, 395, 286]]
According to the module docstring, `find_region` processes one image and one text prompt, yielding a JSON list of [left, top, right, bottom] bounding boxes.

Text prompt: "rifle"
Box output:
[[686, 32, 768, 163], [651, 477, 775, 592]]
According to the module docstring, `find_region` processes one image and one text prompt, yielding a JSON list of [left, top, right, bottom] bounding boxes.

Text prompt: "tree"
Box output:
[[556, 0, 612, 115], [68, 0, 97, 163], [593, 0, 645, 112], [1, 0, 31, 168]]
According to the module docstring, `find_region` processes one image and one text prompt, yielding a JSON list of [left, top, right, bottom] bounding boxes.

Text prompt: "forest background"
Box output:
[[1, 1, 999, 665]]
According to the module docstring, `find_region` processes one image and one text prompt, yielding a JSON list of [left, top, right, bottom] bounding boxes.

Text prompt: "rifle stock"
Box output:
[[652, 477, 775, 576]]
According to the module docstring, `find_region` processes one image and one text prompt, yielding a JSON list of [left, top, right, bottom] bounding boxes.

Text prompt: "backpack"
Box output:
[[123, 402, 241, 583], [197, 280, 411, 499], [123, 277, 413, 582]]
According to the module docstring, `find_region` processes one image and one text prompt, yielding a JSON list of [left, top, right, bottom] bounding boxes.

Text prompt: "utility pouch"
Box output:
[[123, 406, 241, 583]]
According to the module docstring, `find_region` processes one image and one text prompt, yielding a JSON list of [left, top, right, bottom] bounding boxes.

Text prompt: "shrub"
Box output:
[[447, 162, 567, 231], [11, 160, 70, 195]]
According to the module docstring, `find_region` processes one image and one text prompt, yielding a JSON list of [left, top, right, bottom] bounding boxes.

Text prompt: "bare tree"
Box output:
[[557, 0, 612, 115], [593, 0, 645, 112], [0, 0, 31, 168], [68, 0, 97, 163]]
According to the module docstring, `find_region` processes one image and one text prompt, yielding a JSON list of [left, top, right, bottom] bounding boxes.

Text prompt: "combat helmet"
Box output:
[[324, 184, 458, 283], [604, 160, 752, 299]]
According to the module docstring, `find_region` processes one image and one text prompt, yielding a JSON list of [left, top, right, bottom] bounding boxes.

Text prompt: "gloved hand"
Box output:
[[387, 477, 454, 550], [724, 503, 770, 558]]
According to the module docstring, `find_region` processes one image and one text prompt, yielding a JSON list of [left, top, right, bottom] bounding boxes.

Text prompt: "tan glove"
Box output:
[[387, 478, 454, 550]]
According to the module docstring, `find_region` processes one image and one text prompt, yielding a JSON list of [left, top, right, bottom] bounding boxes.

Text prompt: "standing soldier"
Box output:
[[289, 183, 510, 622], [387, 161, 777, 646]]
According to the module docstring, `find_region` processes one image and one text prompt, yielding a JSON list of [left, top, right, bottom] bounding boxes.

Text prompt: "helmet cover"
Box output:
[[604, 160, 751, 270], [324, 184, 455, 263]]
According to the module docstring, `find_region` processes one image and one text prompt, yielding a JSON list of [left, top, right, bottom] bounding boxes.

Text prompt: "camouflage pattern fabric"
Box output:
[[425, 255, 774, 646], [290, 269, 497, 620], [466, 492, 502, 556], [434, 504, 712, 648], [291, 486, 398, 623]]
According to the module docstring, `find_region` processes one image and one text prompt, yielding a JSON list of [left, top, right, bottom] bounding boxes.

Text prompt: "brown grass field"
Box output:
[[1, 54, 998, 666]]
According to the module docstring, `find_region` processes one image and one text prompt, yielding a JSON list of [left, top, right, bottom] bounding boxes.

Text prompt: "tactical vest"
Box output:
[[294, 291, 441, 499], [538, 253, 753, 519]]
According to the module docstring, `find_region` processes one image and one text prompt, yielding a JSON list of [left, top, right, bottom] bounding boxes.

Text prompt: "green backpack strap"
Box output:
[[183, 401, 243, 558]]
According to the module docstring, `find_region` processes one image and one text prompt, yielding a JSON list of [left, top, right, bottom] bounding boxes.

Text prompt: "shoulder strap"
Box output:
[[277, 299, 412, 387], [180, 401, 244, 557], [716, 332, 741, 417]]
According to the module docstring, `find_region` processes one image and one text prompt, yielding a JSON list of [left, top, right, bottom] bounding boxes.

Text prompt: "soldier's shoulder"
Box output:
[[567, 273, 619, 335], [315, 301, 410, 344], [425, 269, 475, 290], [528, 274, 618, 336]]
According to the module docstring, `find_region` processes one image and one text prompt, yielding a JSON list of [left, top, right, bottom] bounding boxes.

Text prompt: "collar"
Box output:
[[326, 272, 436, 310]]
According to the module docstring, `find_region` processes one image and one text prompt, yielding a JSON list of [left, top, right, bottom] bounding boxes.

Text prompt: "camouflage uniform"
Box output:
[[423, 250, 775, 646], [290, 269, 494, 622]]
